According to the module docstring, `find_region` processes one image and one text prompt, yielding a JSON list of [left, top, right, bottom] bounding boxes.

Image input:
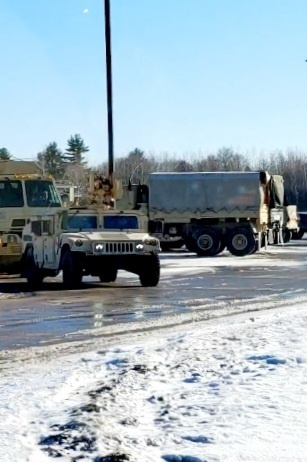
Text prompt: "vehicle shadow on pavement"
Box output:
[[0, 281, 142, 294]]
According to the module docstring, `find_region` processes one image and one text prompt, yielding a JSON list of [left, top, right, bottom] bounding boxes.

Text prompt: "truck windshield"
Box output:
[[0, 180, 24, 207], [104, 215, 138, 230], [68, 215, 97, 230], [25, 180, 62, 207]]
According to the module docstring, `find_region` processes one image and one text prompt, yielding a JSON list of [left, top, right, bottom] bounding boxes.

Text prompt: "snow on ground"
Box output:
[[0, 302, 306, 462], [141, 245, 307, 273]]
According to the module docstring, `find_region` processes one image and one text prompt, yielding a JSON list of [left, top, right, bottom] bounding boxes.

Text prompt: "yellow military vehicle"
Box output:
[[0, 160, 62, 274]]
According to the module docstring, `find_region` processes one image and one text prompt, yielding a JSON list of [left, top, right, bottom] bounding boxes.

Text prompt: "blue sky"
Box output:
[[1, 0, 307, 166]]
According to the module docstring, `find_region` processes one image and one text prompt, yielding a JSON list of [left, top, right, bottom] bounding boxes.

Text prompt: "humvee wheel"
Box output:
[[61, 249, 83, 288], [139, 254, 160, 287], [24, 246, 44, 288], [99, 268, 118, 283]]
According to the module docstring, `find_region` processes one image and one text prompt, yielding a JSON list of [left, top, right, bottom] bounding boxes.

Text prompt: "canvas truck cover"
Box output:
[[148, 172, 266, 219]]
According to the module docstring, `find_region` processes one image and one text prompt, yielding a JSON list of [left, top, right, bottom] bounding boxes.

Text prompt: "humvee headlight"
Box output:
[[144, 238, 158, 246], [136, 244, 144, 251], [95, 243, 104, 252], [75, 239, 83, 247]]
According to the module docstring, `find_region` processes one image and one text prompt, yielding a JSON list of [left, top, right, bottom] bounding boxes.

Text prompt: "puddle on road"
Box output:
[[0, 296, 192, 351], [0, 260, 306, 352]]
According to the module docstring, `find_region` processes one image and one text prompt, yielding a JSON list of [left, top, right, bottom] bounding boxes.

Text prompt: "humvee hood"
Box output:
[[67, 231, 146, 242]]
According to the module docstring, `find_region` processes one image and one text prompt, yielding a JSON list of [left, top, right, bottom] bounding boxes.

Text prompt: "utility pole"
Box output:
[[104, 0, 114, 185]]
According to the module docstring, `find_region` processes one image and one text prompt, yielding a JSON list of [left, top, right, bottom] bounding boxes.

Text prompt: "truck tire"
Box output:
[[273, 230, 279, 245], [139, 254, 160, 287], [283, 228, 291, 243], [99, 268, 118, 283], [184, 234, 197, 252], [61, 249, 83, 288], [192, 227, 221, 257], [291, 230, 299, 240], [216, 239, 226, 255], [24, 246, 44, 288], [227, 228, 256, 256], [291, 230, 303, 240], [298, 229, 305, 239], [249, 239, 259, 254]]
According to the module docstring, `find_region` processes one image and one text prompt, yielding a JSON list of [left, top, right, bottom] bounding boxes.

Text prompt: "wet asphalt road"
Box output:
[[0, 243, 307, 352]]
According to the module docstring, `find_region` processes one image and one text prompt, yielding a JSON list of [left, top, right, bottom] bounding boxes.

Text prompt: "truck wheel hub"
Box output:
[[197, 234, 213, 250], [232, 234, 248, 250]]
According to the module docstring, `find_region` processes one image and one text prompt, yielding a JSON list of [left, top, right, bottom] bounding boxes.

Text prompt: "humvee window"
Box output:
[[0, 181, 24, 207], [25, 180, 61, 207], [68, 215, 98, 230], [104, 215, 138, 230]]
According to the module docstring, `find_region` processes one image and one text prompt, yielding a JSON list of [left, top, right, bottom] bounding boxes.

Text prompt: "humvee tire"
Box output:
[[24, 245, 44, 288], [61, 249, 83, 288], [139, 254, 160, 287], [99, 268, 118, 283]]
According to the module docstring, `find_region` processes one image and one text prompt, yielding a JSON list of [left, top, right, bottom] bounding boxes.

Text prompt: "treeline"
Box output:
[[98, 147, 307, 210], [0, 133, 89, 183], [2, 140, 307, 210]]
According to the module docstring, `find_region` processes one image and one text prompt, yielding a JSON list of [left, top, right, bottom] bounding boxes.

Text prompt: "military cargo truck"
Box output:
[[119, 171, 298, 257], [146, 171, 299, 256], [0, 161, 63, 273]]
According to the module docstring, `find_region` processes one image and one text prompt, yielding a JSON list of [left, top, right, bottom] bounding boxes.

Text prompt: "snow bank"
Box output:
[[0, 303, 306, 462]]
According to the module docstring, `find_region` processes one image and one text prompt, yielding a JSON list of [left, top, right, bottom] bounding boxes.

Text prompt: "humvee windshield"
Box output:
[[68, 215, 98, 230], [0, 180, 24, 207], [25, 180, 61, 207], [103, 215, 138, 230]]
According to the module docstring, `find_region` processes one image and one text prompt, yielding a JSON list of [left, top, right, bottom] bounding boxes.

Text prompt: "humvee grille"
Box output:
[[105, 242, 134, 254]]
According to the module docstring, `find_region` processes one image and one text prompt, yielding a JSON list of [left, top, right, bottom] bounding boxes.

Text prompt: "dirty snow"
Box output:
[[1, 244, 307, 461], [0, 301, 306, 462]]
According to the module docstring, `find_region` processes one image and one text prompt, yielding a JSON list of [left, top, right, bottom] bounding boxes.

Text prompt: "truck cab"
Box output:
[[0, 171, 62, 273]]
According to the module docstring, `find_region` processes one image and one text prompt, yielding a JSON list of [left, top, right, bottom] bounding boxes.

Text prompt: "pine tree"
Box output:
[[64, 134, 89, 165], [37, 142, 64, 179], [0, 147, 11, 160]]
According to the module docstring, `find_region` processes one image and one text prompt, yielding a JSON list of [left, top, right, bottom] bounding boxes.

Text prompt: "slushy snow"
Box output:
[[0, 303, 306, 462]]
